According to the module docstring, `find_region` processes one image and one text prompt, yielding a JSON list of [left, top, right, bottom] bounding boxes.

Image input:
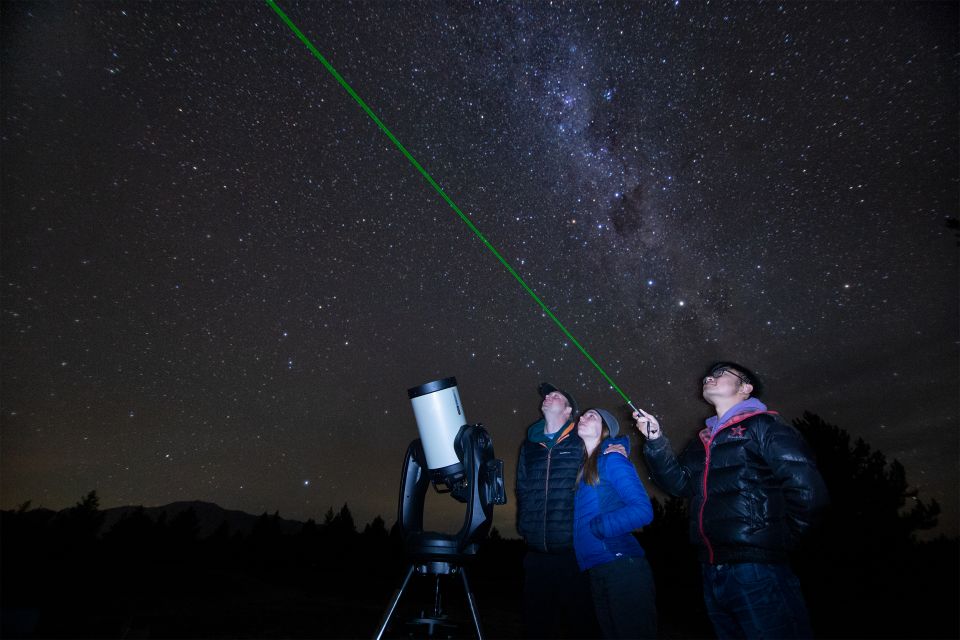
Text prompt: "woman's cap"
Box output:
[[594, 408, 620, 438]]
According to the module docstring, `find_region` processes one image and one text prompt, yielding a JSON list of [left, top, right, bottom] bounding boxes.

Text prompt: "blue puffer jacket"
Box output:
[[574, 436, 654, 571]]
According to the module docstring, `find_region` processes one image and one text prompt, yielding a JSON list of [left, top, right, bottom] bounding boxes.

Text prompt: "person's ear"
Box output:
[[740, 383, 754, 397]]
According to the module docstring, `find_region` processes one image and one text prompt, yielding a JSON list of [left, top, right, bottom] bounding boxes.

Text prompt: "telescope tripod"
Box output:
[[375, 559, 484, 639]]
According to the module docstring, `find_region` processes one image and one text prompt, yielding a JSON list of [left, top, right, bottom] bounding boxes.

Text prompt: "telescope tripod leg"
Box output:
[[374, 564, 415, 640], [460, 567, 484, 640]]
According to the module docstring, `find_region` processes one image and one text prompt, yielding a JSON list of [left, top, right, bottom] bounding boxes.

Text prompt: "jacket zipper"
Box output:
[[698, 443, 715, 563], [539, 422, 574, 553], [697, 410, 775, 564], [543, 447, 552, 552]]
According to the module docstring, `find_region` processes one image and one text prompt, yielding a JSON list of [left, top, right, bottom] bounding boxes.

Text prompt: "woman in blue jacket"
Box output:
[[574, 408, 656, 639]]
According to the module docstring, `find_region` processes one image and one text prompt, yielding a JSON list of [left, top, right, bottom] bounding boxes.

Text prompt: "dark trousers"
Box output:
[[588, 555, 657, 639], [523, 551, 599, 639], [702, 562, 813, 639]]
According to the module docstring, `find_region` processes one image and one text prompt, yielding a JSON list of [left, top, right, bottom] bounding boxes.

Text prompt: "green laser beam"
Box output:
[[265, 0, 636, 410]]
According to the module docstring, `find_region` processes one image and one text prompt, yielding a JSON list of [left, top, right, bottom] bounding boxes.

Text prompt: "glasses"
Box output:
[[702, 368, 749, 385]]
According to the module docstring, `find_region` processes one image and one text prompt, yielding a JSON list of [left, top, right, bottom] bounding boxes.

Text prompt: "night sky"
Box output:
[[2, 2, 957, 538]]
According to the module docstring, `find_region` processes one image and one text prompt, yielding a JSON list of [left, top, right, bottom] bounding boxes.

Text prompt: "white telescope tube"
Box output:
[[408, 377, 466, 472]]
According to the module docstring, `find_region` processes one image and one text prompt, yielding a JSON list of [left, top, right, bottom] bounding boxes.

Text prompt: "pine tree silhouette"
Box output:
[[792, 412, 954, 638]]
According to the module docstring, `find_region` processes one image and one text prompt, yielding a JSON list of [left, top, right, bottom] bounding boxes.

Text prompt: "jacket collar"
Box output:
[[698, 408, 779, 446], [706, 398, 768, 434], [528, 417, 578, 446]]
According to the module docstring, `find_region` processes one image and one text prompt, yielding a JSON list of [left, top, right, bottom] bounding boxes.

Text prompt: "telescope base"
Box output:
[[374, 556, 484, 639]]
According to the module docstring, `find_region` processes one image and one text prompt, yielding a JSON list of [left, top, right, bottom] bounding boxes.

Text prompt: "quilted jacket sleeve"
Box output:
[[758, 416, 829, 543], [515, 443, 528, 539], [642, 434, 694, 498], [591, 453, 654, 539]]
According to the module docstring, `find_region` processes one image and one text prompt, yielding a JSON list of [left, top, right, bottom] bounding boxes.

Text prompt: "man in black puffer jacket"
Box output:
[[635, 362, 828, 639], [516, 382, 598, 638]]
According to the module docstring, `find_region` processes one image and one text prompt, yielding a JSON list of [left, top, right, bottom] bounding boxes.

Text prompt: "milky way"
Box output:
[[2, 2, 957, 536]]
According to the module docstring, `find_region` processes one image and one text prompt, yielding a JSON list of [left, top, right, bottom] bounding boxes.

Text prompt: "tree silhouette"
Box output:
[[794, 411, 940, 547], [58, 490, 105, 545], [792, 412, 954, 638], [301, 517, 319, 537], [329, 502, 356, 537], [103, 506, 157, 559], [251, 510, 283, 540], [362, 515, 388, 540]]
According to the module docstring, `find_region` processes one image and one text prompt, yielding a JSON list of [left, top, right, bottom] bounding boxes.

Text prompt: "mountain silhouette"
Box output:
[[100, 500, 306, 538]]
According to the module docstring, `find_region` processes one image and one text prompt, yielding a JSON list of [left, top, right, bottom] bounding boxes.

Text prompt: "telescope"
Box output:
[[375, 377, 506, 639]]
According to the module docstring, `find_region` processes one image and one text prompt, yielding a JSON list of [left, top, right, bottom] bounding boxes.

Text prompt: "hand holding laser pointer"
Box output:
[[630, 405, 662, 441]]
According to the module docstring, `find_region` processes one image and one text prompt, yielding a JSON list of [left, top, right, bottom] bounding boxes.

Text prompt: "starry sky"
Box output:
[[2, 2, 957, 538]]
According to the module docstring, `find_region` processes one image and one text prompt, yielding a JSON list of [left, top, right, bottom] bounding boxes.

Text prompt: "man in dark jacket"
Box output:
[[634, 362, 828, 639], [516, 382, 598, 638]]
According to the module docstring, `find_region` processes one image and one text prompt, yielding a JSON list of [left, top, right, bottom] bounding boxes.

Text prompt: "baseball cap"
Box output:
[[538, 382, 579, 416]]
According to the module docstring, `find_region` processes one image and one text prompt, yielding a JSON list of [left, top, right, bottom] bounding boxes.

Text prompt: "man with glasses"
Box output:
[[633, 362, 828, 639]]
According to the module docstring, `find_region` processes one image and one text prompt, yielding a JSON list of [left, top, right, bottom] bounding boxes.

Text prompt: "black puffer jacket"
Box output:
[[516, 418, 583, 553], [643, 411, 828, 564]]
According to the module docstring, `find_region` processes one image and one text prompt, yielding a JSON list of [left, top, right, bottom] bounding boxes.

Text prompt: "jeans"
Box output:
[[702, 562, 813, 639], [523, 551, 599, 639], [588, 555, 657, 639]]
